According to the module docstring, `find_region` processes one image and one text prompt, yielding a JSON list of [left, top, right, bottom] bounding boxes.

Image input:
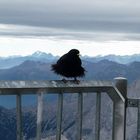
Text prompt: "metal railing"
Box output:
[[127, 98, 140, 140], [0, 78, 128, 140]]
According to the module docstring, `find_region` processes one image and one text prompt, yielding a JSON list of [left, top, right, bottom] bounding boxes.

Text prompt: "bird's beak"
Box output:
[[77, 53, 81, 56]]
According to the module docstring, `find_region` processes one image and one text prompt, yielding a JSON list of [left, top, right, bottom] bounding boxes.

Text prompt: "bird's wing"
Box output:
[[57, 54, 70, 65], [58, 53, 82, 66]]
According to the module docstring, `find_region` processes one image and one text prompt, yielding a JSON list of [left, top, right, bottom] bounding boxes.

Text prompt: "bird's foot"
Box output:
[[62, 78, 67, 83], [73, 78, 80, 84], [74, 80, 80, 84]]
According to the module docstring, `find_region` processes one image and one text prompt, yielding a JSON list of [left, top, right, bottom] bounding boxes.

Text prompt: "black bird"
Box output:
[[51, 49, 85, 83]]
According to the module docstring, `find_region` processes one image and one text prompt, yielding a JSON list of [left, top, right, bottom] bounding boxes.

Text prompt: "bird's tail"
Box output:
[[51, 64, 61, 74]]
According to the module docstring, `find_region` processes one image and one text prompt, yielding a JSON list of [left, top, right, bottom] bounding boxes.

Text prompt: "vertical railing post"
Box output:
[[112, 77, 127, 140], [114, 77, 127, 99], [16, 92, 22, 140], [95, 92, 101, 140], [56, 92, 63, 140], [36, 89, 44, 140], [137, 100, 140, 140], [76, 92, 83, 140]]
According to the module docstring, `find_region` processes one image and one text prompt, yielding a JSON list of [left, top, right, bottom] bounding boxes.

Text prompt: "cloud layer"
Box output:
[[0, 0, 140, 40]]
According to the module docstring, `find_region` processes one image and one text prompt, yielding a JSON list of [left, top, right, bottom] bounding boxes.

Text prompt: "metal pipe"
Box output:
[[16, 93, 22, 140], [95, 92, 101, 140], [76, 92, 83, 140], [56, 92, 63, 140]]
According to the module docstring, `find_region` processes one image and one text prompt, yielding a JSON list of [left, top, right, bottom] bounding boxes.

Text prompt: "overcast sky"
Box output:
[[0, 0, 140, 56]]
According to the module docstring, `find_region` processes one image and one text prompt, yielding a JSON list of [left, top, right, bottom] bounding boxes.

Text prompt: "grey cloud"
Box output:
[[0, 0, 140, 40], [1, 24, 140, 41]]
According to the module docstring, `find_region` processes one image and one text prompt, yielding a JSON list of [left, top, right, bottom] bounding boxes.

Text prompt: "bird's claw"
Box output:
[[74, 79, 80, 84], [62, 78, 67, 83]]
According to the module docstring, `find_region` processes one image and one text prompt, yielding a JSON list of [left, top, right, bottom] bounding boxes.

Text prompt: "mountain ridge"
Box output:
[[0, 51, 140, 69], [0, 59, 139, 82]]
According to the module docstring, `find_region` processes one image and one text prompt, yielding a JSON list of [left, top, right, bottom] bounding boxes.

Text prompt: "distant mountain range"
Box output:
[[0, 51, 58, 69], [83, 53, 140, 64], [0, 59, 139, 82], [1, 51, 140, 69]]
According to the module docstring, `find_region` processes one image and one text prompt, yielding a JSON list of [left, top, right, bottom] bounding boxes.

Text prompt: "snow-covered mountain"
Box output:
[[0, 51, 58, 69], [83, 54, 140, 64]]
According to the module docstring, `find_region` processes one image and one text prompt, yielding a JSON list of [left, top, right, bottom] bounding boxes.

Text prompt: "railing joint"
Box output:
[[127, 98, 138, 107]]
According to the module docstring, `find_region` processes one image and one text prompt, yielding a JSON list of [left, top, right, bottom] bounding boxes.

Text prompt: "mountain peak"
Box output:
[[32, 51, 48, 57]]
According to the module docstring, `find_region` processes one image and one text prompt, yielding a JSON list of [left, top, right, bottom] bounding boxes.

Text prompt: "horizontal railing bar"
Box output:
[[0, 80, 113, 89], [0, 87, 112, 95], [0, 80, 115, 96]]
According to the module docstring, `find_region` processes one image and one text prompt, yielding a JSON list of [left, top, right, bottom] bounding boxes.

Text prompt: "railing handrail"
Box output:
[[0, 80, 113, 88], [0, 80, 114, 95]]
